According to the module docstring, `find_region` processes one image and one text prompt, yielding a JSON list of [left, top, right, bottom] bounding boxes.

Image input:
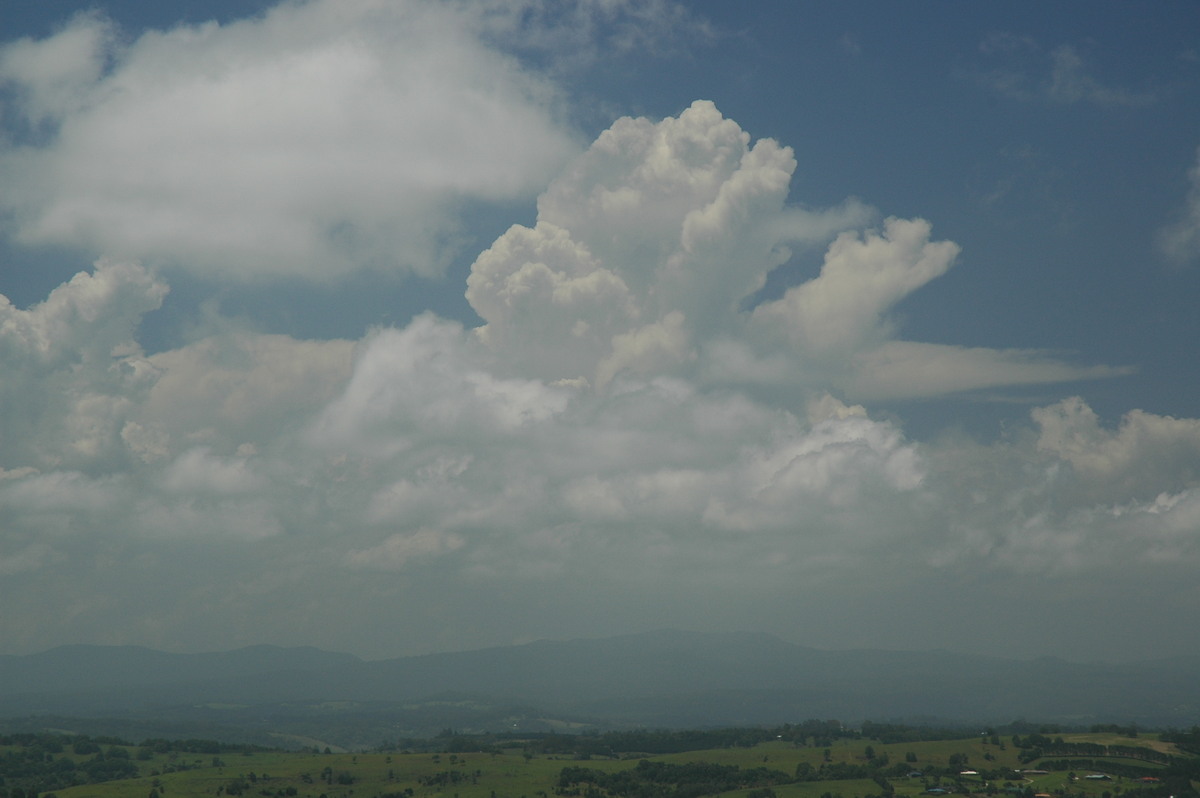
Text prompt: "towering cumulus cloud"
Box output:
[[1, 96, 1198, 659], [467, 101, 1119, 399], [0, 261, 166, 468], [467, 101, 803, 385]]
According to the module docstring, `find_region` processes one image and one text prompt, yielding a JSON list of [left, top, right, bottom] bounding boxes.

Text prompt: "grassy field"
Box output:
[[35, 733, 1188, 798]]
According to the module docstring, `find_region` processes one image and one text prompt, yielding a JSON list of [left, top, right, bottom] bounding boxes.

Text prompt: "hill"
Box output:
[[2, 630, 1199, 747]]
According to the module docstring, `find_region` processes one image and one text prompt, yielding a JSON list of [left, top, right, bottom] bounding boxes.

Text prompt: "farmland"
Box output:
[[3, 724, 1197, 798]]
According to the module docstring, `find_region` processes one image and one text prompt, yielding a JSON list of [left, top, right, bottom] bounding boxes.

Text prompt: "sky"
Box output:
[[2, 0, 1200, 664]]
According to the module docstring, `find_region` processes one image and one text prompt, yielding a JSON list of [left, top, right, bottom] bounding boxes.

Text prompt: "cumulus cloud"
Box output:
[[0, 11, 114, 126], [467, 100, 811, 384], [1157, 146, 1200, 265], [140, 331, 354, 455], [346, 528, 466, 572], [0, 1, 577, 280], [1, 98, 1196, 659], [466, 101, 1120, 401], [0, 260, 166, 469], [1034, 396, 1200, 501], [161, 447, 266, 495], [929, 480, 1200, 578], [309, 314, 571, 457], [749, 217, 960, 356]]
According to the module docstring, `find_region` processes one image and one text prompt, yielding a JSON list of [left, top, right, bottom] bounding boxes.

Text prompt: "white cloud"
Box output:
[[466, 101, 1123, 402], [929, 484, 1200, 577], [466, 220, 638, 382], [131, 495, 284, 541], [481, 0, 713, 65], [749, 217, 960, 355], [1045, 45, 1155, 106], [468, 100, 872, 387], [844, 341, 1133, 401], [0, 12, 115, 126], [1157, 145, 1200, 265], [976, 38, 1155, 106], [0, 0, 578, 280], [0, 260, 166, 469], [0, 470, 124, 514], [346, 528, 465, 571], [595, 311, 692, 388], [308, 313, 570, 458], [161, 447, 266, 495], [0, 97, 1195, 660], [140, 331, 354, 455], [1034, 396, 1200, 501]]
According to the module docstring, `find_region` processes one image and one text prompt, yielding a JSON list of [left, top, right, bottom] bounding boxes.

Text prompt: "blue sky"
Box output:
[[1, 0, 1199, 663]]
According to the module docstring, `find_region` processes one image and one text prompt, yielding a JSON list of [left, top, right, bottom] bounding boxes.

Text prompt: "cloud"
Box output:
[[0, 541, 56, 576], [596, 311, 692, 388], [1034, 396, 1200, 502], [161, 447, 266, 495], [0, 470, 124, 515], [0, 11, 115, 127], [468, 99, 874, 387], [929, 480, 1200, 578], [1157, 145, 1200, 265], [843, 341, 1133, 401], [140, 331, 354, 456], [837, 33, 862, 58], [0, 1, 578, 280], [483, 0, 713, 66], [976, 37, 1155, 106], [0, 99, 1196, 660], [466, 101, 1124, 401], [308, 314, 571, 457], [749, 217, 960, 355], [346, 528, 466, 572], [1045, 45, 1155, 106], [0, 259, 166, 469]]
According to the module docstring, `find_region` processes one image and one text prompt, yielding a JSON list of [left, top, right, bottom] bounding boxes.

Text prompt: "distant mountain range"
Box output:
[[2, 630, 1197, 749]]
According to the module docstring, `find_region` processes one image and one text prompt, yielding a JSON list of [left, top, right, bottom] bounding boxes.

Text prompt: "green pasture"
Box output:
[[44, 734, 1184, 798], [54, 749, 615, 798], [1057, 733, 1181, 756]]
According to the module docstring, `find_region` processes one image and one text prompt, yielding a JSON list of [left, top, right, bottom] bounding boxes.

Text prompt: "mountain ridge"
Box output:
[[2, 630, 1198, 739]]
